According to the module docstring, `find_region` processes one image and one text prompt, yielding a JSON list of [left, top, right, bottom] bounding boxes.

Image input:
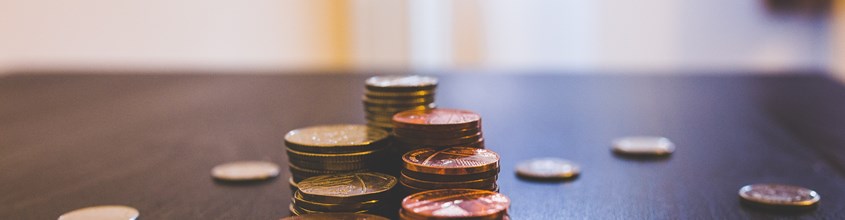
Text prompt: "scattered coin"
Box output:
[[58, 205, 139, 220], [401, 189, 510, 219], [739, 184, 820, 208], [211, 161, 280, 181], [516, 158, 580, 180], [281, 213, 389, 220], [612, 136, 675, 156]]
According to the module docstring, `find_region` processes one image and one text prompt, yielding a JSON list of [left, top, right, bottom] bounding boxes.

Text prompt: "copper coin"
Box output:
[[400, 173, 498, 190], [393, 126, 481, 139], [393, 109, 481, 130], [282, 213, 389, 220], [403, 147, 499, 175], [364, 103, 436, 113], [365, 75, 438, 91], [401, 168, 499, 182], [59, 205, 139, 220], [298, 172, 397, 203], [612, 136, 675, 156], [285, 125, 389, 154], [394, 132, 483, 146], [516, 158, 580, 180], [401, 189, 510, 219], [739, 184, 820, 207], [211, 161, 280, 181]]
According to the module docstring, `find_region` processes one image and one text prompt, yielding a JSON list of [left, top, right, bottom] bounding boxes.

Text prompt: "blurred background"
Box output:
[[0, 0, 843, 77]]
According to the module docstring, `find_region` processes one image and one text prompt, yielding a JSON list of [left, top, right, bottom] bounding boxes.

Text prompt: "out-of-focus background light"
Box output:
[[0, 0, 842, 77]]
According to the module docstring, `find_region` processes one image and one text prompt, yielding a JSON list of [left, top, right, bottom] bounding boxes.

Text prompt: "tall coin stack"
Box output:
[[290, 172, 396, 216], [392, 108, 485, 152], [400, 189, 511, 220], [363, 75, 438, 131], [399, 147, 500, 194], [284, 124, 390, 186]]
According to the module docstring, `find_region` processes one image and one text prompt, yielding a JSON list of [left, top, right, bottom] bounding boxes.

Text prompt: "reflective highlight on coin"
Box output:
[[393, 109, 481, 128], [211, 161, 280, 181], [282, 213, 390, 220], [739, 184, 820, 207], [298, 172, 397, 203], [401, 189, 510, 218], [285, 125, 389, 153], [612, 136, 675, 156], [516, 158, 580, 180], [403, 147, 500, 175], [58, 205, 139, 220], [365, 75, 438, 89]]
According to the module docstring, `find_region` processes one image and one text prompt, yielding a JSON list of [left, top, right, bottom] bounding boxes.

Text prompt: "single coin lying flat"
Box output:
[[738, 184, 820, 209], [211, 161, 280, 181], [612, 136, 675, 156], [58, 205, 139, 220], [516, 158, 580, 180]]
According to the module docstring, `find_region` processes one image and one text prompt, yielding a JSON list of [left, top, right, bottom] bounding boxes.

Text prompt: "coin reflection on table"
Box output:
[[612, 136, 675, 156], [400, 189, 510, 220], [58, 205, 139, 220], [738, 184, 820, 209], [211, 161, 280, 181], [516, 158, 580, 180]]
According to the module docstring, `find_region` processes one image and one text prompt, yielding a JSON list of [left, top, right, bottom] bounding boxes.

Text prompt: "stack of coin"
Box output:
[[399, 147, 500, 194], [400, 189, 511, 220], [363, 75, 438, 131], [290, 172, 396, 216], [284, 125, 390, 182], [392, 108, 485, 152]]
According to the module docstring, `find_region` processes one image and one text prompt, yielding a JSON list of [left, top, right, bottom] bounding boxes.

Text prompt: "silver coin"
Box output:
[[211, 161, 280, 181], [612, 136, 675, 156], [516, 158, 580, 179], [58, 205, 139, 220], [739, 184, 820, 207], [365, 75, 438, 88]]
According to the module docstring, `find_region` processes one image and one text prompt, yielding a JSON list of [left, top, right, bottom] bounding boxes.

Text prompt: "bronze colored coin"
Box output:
[[403, 147, 500, 175], [401, 168, 499, 182], [739, 184, 820, 207], [393, 109, 481, 130], [59, 205, 139, 220], [394, 132, 483, 146], [211, 161, 280, 181], [363, 94, 435, 102], [365, 90, 435, 98], [293, 191, 381, 212], [400, 173, 498, 190], [285, 125, 389, 154], [365, 75, 438, 91], [298, 172, 397, 204], [365, 103, 436, 113], [286, 148, 384, 163], [611, 136, 675, 156], [396, 137, 485, 151], [393, 126, 482, 139], [516, 158, 580, 180], [363, 97, 435, 105], [290, 177, 299, 192], [282, 213, 389, 220], [401, 189, 510, 219]]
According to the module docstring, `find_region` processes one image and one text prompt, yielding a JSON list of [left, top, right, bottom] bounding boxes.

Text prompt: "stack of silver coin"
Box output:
[[363, 75, 438, 131]]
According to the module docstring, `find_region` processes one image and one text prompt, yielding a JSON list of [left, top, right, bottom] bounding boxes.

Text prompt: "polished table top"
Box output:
[[1, 73, 844, 219]]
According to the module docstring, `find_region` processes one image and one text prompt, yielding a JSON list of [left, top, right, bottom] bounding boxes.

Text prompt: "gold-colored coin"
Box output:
[[285, 125, 389, 154], [611, 136, 675, 156], [286, 148, 384, 163], [515, 158, 580, 180], [289, 164, 369, 181], [365, 75, 438, 92], [211, 161, 280, 181], [288, 158, 374, 171], [293, 191, 381, 212], [401, 189, 510, 219], [282, 213, 390, 220], [298, 172, 397, 204], [362, 96, 435, 105], [403, 147, 500, 175], [289, 176, 299, 192], [365, 103, 436, 113], [58, 205, 139, 220], [365, 90, 435, 98], [738, 184, 820, 208]]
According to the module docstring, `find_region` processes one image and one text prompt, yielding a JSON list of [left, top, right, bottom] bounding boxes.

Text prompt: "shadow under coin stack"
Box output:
[[290, 172, 396, 216], [392, 109, 485, 152], [363, 75, 438, 131], [284, 124, 390, 190], [400, 147, 500, 194], [400, 189, 511, 220]]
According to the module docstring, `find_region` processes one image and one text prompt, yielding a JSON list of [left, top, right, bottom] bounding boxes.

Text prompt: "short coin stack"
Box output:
[[290, 172, 397, 216], [400, 189, 511, 220], [392, 108, 485, 152], [400, 147, 500, 194], [284, 125, 390, 183], [363, 75, 438, 131]]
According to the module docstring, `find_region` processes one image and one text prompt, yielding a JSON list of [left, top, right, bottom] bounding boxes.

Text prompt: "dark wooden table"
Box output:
[[2, 72, 845, 219]]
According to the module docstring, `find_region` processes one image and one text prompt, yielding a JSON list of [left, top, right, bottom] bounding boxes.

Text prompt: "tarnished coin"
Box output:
[[403, 147, 499, 175], [612, 136, 675, 156], [298, 172, 397, 203], [282, 213, 390, 220], [393, 109, 481, 130], [59, 205, 139, 220], [365, 75, 438, 91], [402, 189, 510, 219], [285, 125, 389, 154], [739, 184, 820, 208], [211, 161, 280, 181], [516, 158, 580, 180]]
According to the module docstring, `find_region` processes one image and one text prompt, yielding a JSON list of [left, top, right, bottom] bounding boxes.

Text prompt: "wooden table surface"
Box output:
[[1, 72, 845, 219]]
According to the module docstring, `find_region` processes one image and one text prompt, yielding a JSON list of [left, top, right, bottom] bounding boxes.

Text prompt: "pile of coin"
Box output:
[[284, 125, 390, 183], [363, 75, 438, 131], [400, 189, 511, 220], [399, 147, 500, 194], [290, 172, 397, 216], [392, 108, 485, 152]]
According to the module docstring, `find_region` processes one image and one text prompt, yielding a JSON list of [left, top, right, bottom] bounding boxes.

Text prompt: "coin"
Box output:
[[738, 184, 820, 207], [58, 205, 139, 220], [285, 125, 389, 154], [393, 126, 481, 139], [288, 158, 375, 171], [401, 189, 510, 219], [400, 173, 498, 190], [401, 168, 499, 182], [293, 191, 381, 212], [365, 90, 435, 98], [298, 172, 397, 204], [403, 147, 500, 175], [394, 132, 483, 146], [393, 109, 481, 130], [282, 213, 390, 220], [363, 96, 436, 105], [612, 136, 675, 156], [516, 158, 580, 180], [365, 75, 438, 91], [211, 161, 280, 181], [286, 149, 384, 163], [290, 177, 299, 192], [365, 103, 436, 113]]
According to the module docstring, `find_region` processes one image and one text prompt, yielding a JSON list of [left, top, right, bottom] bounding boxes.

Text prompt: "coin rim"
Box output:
[[402, 147, 500, 175]]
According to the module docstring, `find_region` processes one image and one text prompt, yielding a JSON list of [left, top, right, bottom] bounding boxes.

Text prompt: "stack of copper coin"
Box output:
[[290, 172, 396, 216], [400, 189, 511, 220], [399, 147, 500, 194], [363, 75, 438, 131], [392, 108, 485, 152], [284, 125, 390, 184]]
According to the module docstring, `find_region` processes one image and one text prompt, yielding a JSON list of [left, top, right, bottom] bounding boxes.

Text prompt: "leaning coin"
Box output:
[[211, 161, 280, 181], [281, 213, 389, 220], [298, 172, 397, 204], [59, 205, 139, 220], [739, 184, 820, 208], [516, 158, 580, 180], [612, 136, 675, 156]]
